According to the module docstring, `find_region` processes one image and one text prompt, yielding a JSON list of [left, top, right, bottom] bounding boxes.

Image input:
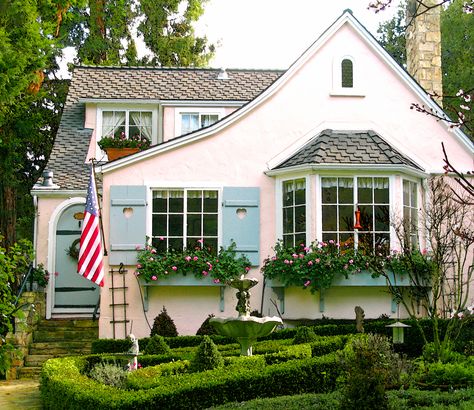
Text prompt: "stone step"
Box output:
[[33, 329, 98, 342], [18, 366, 42, 379], [36, 319, 98, 330], [24, 354, 71, 367], [29, 341, 93, 356]]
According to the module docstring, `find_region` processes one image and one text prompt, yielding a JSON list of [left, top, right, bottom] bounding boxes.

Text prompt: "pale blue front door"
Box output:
[[54, 204, 100, 312]]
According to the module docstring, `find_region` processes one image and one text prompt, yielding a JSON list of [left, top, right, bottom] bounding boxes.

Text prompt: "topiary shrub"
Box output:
[[190, 335, 224, 372], [88, 362, 128, 389], [196, 314, 217, 335], [143, 335, 171, 355], [151, 306, 178, 337], [293, 326, 317, 344]]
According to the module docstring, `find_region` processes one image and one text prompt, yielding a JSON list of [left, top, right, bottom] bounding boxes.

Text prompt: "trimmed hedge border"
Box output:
[[41, 353, 341, 409]]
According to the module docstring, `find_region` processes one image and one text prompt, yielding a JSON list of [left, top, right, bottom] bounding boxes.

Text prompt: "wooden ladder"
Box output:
[[109, 264, 130, 339]]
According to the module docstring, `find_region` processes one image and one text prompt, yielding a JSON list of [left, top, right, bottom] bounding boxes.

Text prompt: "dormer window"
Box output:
[[341, 59, 353, 88], [102, 110, 153, 141], [175, 108, 224, 137]]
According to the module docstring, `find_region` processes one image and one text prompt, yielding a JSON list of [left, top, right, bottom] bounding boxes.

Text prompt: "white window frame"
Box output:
[[174, 107, 225, 137], [402, 178, 420, 248], [148, 186, 221, 251], [317, 174, 393, 250], [96, 104, 159, 156], [330, 55, 365, 97]]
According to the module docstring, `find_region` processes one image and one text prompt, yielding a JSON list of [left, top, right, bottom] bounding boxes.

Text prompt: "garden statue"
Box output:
[[127, 333, 139, 371], [355, 306, 365, 333]]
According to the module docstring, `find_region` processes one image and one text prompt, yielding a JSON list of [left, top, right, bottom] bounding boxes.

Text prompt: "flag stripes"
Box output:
[[78, 166, 104, 287]]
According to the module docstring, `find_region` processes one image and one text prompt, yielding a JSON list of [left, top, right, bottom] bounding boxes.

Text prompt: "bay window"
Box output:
[[282, 178, 306, 247], [403, 180, 418, 247], [321, 176, 390, 252], [151, 189, 219, 252]]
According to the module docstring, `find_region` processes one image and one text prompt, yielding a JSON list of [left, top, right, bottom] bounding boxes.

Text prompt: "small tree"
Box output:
[[143, 335, 171, 355], [368, 177, 473, 360], [190, 335, 223, 372], [150, 306, 178, 337], [293, 326, 317, 344], [196, 314, 217, 336]]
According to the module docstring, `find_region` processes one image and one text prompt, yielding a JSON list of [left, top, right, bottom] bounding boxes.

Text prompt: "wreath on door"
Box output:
[[67, 238, 81, 261]]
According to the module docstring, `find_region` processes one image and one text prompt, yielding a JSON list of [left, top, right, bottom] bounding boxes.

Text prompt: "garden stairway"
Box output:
[[18, 318, 98, 379]]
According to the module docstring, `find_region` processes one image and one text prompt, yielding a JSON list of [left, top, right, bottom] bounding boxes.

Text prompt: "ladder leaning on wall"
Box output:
[[109, 263, 130, 339]]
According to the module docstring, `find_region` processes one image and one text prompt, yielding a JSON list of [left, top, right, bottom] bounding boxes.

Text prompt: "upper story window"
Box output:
[[102, 110, 153, 141], [175, 108, 224, 137], [321, 176, 390, 252], [341, 59, 353, 88], [282, 178, 306, 247], [403, 180, 418, 247], [151, 189, 219, 253]]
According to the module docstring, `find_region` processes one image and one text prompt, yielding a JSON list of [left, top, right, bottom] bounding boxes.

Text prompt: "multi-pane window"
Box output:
[[102, 110, 153, 140], [341, 59, 353, 88], [282, 179, 306, 247], [151, 189, 218, 252], [181, 113, 219, 135], [321, 177, 390, 251], [403, 180, 418, 247]]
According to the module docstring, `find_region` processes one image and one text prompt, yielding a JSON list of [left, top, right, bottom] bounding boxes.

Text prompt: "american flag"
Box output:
[[78, 167, 104, 287]]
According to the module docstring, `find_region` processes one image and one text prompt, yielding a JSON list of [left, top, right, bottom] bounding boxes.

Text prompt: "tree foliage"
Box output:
[[61, 0, 214, 66]]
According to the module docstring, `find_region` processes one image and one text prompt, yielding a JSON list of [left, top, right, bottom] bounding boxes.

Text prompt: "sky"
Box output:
[[193, 0, 402, 69], [59, 0, 402, 75]]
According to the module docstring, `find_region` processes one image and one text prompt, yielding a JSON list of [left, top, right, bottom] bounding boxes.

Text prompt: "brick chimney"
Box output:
[[405, 0, 443, 106]]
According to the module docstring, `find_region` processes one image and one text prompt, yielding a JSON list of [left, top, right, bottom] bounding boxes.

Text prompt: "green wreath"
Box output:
[[67, 238, 81, 261]]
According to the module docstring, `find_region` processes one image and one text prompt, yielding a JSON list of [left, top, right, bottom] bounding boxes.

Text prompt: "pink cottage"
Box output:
[[32, 10, 473, 338]]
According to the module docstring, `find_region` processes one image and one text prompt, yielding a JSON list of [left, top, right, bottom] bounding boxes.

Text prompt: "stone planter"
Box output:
[[105, 147, 140, 161]]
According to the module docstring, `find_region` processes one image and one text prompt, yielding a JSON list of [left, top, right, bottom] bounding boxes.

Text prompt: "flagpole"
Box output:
[[91, 159, 108, 256]]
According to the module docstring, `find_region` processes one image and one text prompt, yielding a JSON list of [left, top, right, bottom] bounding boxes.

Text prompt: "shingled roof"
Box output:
[[45, 66, 284, 190], [275, 130, 424, 171]]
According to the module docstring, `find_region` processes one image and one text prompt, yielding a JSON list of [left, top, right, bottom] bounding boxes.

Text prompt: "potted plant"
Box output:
[[98, 131, 151, 160]]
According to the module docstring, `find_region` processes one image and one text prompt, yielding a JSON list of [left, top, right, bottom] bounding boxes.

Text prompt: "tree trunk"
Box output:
[[0, 183, 17, 250]]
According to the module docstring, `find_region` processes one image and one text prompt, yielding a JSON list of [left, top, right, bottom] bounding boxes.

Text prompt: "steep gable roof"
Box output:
[[275, 130, 423, 171], [43, 67, 283, 190], [102, 9, 472, 173]]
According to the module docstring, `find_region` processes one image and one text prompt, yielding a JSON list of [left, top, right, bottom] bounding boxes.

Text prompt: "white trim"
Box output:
[[330, 54, 366, 97], [265, 164, 428, 179], [162, 100, 245, 107], [101, 11, 472, 175], [31, 189, 86, 197], [46, 197, 86, 319]]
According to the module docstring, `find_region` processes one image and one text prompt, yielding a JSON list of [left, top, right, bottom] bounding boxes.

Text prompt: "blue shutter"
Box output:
[[109, 185, 147, 266], [222, 187, 260, 266]]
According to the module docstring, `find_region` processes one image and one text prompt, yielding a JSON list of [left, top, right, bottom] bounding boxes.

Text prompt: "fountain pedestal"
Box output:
[[210, 276, 282, 356]]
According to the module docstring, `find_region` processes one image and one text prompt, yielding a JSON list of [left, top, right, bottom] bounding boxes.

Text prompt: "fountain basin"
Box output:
[[210, 316, 282, 356]]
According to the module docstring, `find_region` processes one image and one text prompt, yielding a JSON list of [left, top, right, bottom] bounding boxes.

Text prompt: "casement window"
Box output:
[[101, 110, 153, 141], [282, 178, 306, 247], [321, 177, 390, 252], [181, 113, 219, 135], [403, 180, 418, 247], [341, 58, 354, 88], [151, 189, 219, 252], [174, 108, 224, 137]]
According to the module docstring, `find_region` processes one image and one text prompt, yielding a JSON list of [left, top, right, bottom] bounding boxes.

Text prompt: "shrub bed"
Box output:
[[41, 353, 341, 409]]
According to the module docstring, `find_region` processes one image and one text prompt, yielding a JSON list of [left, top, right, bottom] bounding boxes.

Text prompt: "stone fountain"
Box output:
[[210, 276, 283, 356]]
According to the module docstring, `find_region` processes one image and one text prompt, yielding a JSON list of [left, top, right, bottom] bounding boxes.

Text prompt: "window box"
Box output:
[[104, 147, 140, 161], [138, 274, 226, 312]]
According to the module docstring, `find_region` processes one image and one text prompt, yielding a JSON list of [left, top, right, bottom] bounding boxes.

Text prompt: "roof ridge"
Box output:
[[74, 65, 285, 73]]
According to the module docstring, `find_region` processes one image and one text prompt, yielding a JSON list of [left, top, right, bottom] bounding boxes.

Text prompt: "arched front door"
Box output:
[[52, 203, 100, 315]]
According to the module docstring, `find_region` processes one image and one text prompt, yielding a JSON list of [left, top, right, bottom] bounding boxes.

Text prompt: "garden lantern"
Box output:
[[385, 321, 411, 344], [354, 206, 362, 230]]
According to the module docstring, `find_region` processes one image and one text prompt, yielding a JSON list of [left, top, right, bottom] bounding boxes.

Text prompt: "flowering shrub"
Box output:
[[135, 240, 251, 284], [98, 131, 150, 150], [261, 240, 364, 293]]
